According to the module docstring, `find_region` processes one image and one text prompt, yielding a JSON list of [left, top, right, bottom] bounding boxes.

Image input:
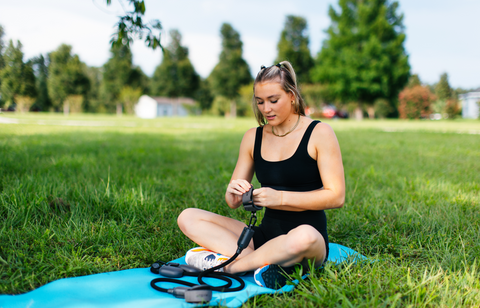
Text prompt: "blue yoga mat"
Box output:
[[0, 243, 365, 308]]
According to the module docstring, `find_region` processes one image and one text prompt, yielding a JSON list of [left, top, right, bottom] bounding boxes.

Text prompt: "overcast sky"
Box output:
[[1, 0, 479, 89]]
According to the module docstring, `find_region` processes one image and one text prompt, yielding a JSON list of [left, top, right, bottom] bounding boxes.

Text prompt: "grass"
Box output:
[[1, 113, 479, 307]]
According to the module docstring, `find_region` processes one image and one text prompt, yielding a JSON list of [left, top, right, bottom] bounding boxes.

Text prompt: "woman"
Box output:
[[177, 61, 345, 289]]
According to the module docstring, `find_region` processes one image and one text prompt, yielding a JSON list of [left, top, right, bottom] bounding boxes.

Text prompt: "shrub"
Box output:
[[398, 86, 435, 119], [14, 96, 35, 112], [63, 95, 83, 114], [445, 99, 461, 119], [374, 98, 392, 119]]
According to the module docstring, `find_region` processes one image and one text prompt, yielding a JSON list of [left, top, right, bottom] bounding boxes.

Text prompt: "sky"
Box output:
[[1, 0, 479, 89]]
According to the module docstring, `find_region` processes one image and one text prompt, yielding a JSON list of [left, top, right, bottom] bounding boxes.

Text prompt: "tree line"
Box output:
[[0, 0, 470, 118]]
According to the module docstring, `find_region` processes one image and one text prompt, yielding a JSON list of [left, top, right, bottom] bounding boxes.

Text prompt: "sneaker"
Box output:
[[185, 247, 230, 272], [254, 264, 295, 289]]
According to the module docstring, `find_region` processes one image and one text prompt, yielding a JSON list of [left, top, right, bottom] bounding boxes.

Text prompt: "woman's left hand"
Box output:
[[252, 187, 282, 208]]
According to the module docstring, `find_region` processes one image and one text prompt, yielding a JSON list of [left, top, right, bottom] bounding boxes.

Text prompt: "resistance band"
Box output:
[[150, 186, 261, 303]]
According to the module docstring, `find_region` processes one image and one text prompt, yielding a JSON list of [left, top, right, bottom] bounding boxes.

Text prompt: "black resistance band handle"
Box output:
[[242, 186, 262, 212]]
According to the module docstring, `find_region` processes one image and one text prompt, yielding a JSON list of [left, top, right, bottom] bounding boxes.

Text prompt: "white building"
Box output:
[[459, 88, 480, 119], [134, 95, 195, 119]]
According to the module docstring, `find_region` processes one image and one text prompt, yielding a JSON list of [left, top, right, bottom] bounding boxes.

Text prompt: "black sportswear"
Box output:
[[252, 120, 329, 260]]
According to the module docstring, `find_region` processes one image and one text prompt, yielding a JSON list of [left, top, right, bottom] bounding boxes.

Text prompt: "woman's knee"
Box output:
[[177, 208, 201, 232], [286, 225, 322, 255]]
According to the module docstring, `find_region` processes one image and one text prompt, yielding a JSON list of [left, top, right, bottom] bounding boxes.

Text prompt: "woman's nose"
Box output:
[[264, 102, 272, 112]]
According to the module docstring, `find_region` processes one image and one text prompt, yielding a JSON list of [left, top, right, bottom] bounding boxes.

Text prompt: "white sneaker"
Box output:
[[185, 247, 230, 272]]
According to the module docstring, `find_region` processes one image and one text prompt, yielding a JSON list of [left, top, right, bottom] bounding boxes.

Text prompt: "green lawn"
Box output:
[[1, 113, 479, 307]]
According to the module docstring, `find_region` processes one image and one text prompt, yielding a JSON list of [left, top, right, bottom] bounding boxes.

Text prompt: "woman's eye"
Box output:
[[257, 101, 264, 105], [271, 100, 278, 104]]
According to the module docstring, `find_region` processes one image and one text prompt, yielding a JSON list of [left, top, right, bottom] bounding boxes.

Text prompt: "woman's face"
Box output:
[[254, 81, 295, 125]]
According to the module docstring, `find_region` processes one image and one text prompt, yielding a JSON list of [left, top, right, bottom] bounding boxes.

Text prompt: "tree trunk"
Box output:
[[367, 105, 375, 119], [354, 106, 363, 120], [230, 100, 237, 118], [116, 103, 123, 116], [63, 101, 69, 116]]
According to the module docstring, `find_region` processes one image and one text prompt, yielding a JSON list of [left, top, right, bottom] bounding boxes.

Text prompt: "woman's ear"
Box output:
[[289, 91, 295, 103]]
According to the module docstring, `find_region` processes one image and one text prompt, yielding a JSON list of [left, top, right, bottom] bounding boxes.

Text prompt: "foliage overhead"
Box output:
[[275, 15, 314, 84], [209, 23, 251, 100], [105, 0, 162, 50], [151, 29, 200, 98], [312, 0, 410, 106]]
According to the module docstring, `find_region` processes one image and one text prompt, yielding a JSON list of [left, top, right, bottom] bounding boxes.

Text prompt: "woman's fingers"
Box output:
[[252, 188, 281, 207], [228, 179, 252, 195]]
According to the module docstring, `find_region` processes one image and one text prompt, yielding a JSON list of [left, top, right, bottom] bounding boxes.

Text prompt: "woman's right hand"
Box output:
[[226, 179, 252, 208]]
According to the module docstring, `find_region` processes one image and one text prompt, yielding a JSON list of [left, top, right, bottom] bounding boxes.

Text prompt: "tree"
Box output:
[[275, 15, 314, 84], [0, 25, 4, 106], [398, 85, 435, 119], [312, 0, 410, 119], [434, 73, 460, 119], [0, 25, 5, 73], [31, 54, 51, 111], [84, 66, 103, 112], [151, 29, 199, 98], [209, 23, 251, 118], [0, 40, 37, 108], [105, 0, 162, 50], [435, 72, 453, 101], [119, 86, 142, 114], [194, 78, 214, 111], [102, 44, 148, 114], [47, 44, 90, 113], [407, 74, 421, 88]]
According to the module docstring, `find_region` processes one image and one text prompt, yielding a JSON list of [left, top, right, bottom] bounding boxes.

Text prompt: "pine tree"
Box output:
[[435, 73, 452, 101], [151, 29, 199, 98], [209, 23, 251, 118], [312, 0, 410, 118], [407, 74, 421, 88], [275, 15, 314, 84]]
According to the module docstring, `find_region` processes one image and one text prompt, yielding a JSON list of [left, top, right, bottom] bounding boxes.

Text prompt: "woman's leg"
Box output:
[[224, 224, 326, 274], [177, 208, 255, 258]]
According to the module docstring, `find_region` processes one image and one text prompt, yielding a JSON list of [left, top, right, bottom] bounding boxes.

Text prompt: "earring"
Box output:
[[291, 101, 295, 105]]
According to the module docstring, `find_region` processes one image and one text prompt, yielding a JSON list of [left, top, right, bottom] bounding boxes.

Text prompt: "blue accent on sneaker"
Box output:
[[205, 254, 216, 262], [254, 264, 295, 289]]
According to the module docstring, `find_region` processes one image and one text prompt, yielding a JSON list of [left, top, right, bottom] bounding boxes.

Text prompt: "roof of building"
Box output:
[[150, 97, 195, 105]]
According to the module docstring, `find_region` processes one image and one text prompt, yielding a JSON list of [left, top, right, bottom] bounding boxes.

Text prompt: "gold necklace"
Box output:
[[272, 114, 301, 137]]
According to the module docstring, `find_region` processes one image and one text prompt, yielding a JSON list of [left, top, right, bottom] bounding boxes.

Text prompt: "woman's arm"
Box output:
[[253, 123, 345, 211], [225, 128, 256, 209]]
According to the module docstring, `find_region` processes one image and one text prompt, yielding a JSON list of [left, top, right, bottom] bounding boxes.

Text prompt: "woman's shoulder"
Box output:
[[310, 120, 338, 145], [240, 127, 259, 146]]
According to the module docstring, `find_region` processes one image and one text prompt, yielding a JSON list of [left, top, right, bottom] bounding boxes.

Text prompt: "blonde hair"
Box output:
[[252, 61, 306, 126]]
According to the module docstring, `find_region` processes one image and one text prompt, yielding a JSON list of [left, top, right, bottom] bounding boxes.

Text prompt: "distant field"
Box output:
[[1, 114, 479, 306]]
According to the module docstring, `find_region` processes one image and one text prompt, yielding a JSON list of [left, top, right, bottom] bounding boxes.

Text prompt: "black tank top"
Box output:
[[254, 120, 323, 192]]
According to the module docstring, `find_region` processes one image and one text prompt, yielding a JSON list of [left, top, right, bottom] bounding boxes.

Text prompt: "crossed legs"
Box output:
[[177, 208, 326, 274]]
